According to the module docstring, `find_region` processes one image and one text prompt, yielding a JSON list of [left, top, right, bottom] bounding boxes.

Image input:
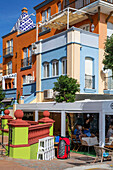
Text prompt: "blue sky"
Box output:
[[0, 0, 43, 63]]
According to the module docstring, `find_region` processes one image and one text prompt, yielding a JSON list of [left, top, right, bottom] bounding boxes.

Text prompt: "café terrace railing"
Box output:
[[21, 57, 32, 68], [3, 69, 12, 75], [3, 46, 13, 57]]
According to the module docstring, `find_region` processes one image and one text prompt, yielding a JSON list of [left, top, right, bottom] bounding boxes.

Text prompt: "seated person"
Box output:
[[73, 124, 83, 141], [107, 125, 113, 139], [79, 118, 95, 140]]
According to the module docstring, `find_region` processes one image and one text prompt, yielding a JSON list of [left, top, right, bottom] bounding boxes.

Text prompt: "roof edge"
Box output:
[[2, 30, 17, 39], [34, 0, 53, 11]]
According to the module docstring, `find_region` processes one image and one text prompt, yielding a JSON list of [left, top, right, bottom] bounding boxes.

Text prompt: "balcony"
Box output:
[[65, 0, 113, 10], [21, 57, 32, 70], [3, 46, 13, 58], [85, 74, 95, 89], [3, 69, 12, 75], [104, 76, 113, 94]]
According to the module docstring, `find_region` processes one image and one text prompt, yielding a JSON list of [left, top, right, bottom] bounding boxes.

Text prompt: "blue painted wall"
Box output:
[[41, 46, 67, 91], [4, 88, 17, 99], [23, 83, 36, 96], [80, 45, 99, 93]]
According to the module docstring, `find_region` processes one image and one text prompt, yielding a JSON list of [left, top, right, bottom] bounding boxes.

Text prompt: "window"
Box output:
[[58, 2, 61, 12], [22, 74, 34, 84], [44, 62, 49, 78], [23, 48, 28, 59], [23, 75, 26, 84], [62, 58, 67, 75], [7, 61, 12, 74], [80, 24, 90, 32], [85, 57, 95, 89], [52, 60, 59, 76], [9, 82, 11, 89], [63, 0, 69, 8], [11, 39, 13, 49], [47, 8, 51, 19], [42, 10, 47, 22], [22, 47, 32, 67], [27, 74, 33, 84], [6, 39, 13, 55]]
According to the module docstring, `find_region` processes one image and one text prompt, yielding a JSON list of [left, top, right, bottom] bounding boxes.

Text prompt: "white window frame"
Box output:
[[80, 24, 90, 32], [52, 60, 59, 77], [62, 58, 67, 75], [44, 62, 49, 78]]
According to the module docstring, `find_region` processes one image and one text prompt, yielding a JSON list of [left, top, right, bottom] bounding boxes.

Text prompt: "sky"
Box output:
[[0, 0, 43, 63]]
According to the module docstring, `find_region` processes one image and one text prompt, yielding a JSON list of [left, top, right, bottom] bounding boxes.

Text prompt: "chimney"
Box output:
[[21, 7, 28, 13]]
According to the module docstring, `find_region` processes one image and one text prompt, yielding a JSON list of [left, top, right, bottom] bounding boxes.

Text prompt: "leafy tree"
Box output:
[[103, 35, 113, 75], [53, 75, 80, 103], [0, 85, 5, 105]]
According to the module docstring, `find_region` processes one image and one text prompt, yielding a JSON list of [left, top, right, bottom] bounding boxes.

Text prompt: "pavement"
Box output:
[[0, 152, 113, 170]]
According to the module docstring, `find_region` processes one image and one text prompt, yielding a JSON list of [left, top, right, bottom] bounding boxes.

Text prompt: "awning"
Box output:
[[38, 7, 90, 30]]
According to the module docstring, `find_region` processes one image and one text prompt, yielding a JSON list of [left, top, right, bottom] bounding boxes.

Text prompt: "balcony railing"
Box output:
[[104, 76, 113, 90], [65, 0, 113, 9], [3, 46, 13, 57], [21, 57, 32, 68], [85, 74, 95, 89], [3, 69, 12, 75]]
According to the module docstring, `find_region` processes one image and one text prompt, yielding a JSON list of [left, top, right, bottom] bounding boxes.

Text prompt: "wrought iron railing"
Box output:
[[3, 69, 12, 75], [65, 0, 113, 9], [104, 76, 113, 90], [21, 57, 32, 68], [3, 46, 13, 56], [85, 74, 95, 89]]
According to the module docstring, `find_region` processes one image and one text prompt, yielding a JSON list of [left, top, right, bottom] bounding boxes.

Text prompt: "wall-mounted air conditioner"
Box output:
[[32, 43, 37, 55], [44, 89, 53, 99], [32, 43, 37, 49]]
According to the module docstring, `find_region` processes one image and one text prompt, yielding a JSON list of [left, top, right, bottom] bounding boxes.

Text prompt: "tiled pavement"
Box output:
[[0, 152, 112, 170]]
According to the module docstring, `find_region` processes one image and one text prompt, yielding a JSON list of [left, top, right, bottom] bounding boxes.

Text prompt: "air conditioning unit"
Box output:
[[44, 89, 53, 99], [32, 43, 37, 49]]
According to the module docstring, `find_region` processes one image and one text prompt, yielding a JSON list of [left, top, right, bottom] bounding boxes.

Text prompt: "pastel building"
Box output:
[[2, 0, 113, 104]]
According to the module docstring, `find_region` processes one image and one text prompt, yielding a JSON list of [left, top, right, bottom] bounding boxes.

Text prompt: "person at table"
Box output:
[[79, 117, 95, 140], [107, 125, 113, 139], [73, 124, 83, 141]]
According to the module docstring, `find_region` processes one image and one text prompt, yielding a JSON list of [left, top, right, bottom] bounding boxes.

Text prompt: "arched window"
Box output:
[[85, 57, 95, 89], [62, 58, 67, 75], [52, 60, 59, 76], [43, 62, 49, 78]]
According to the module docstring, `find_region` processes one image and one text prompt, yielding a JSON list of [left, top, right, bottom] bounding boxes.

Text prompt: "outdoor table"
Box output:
[[105, 145, 113, 149]]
